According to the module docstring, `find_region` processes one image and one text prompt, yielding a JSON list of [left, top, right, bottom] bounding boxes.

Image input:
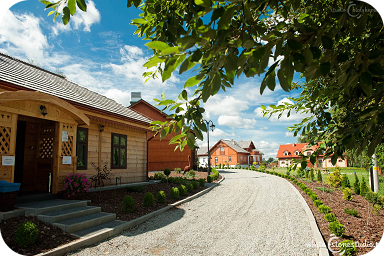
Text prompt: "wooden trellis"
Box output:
[[39, 125, 55, 159], [0, 126, 11, 154], [61, 136, 73, 156]]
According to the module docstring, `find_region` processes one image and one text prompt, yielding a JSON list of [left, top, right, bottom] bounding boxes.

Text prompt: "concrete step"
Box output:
[[71, 220, 128, 238], [53, 212, 116, 233], [37, 206, 101, 224], [16, 199, 88, 216]]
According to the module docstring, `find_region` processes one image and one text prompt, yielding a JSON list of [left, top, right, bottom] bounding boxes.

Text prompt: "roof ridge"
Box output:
[[0, 52, 66, 79]]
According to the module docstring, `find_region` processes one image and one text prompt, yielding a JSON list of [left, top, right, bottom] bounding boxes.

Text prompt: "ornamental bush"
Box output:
[[313, 200, 323, 207], [342, 188, 353, 201], [344, 207, 359, 217], [61, 173, 91, 198], [207, 175, 213, 183], [310, 194, 319, 201], [328, 221, 346, 237], [341, 174, 351, 190], [319, 205, 332, 214], [198, 178, 205, 187], [15, 221, 38, 248], [170, 187, 180, 200], [178, 184, 187, 196], [143, 192, 154, 207], [191, 180, 199, 190], [122, 195, 135, 213], [328, 168, 343, 187], [309, 168, 315, 180], [186, 183, 193, 192], [157, 191, 166, 203], [154, 172, 166, 180], [163, 168, 171, 177], [324, 213, 337, 222], [317, 170, 323, 182], [353, 173, 360, 195], [339, 240, 357, 256], [360, 177, 369, 196]]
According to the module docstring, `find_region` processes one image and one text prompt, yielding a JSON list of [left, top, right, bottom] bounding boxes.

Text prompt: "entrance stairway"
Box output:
[[15, 199, 128, 238]]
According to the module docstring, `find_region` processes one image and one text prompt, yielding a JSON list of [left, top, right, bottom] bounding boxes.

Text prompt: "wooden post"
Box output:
[[52, 122, 63, 194], [98, 125, 102, 168], [9, 113, 18, 183], [72, 124, 78, 174]]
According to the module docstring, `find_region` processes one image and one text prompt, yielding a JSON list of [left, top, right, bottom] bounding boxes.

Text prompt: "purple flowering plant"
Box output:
[[61, 173, 91, 198]]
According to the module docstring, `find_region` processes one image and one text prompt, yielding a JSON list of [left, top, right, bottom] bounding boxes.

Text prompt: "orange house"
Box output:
[[206, 139, 263, 167], [276, 143, 348, 168], [129, 99, 196, 172]]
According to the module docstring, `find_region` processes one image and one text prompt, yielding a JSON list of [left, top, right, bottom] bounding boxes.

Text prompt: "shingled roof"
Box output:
[[221, 139, 249, 153], [0, 53, 151, 124]]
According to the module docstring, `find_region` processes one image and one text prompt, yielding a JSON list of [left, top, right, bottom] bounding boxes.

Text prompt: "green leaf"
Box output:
[[242, 40, 255, 49], [181, 90, 187, 100], [184, 75, 203, 88], [224, 52, 237, 84], [320, 62, 331, 76], [287, 39, 302, 51], [368, 62, 383, 76], [194, 0, 212, 8], [217, 6, 235, 30], [193, 126, 204, 141], [211, 73, 221, 96], [179, 56, 196, 74], [303, 48, 313, 65], [160, 128, 168, 140], [266, 70, 276, 91], [266, 60, 280, 77], [187, 132, 196, 150], [277, 69, 290, 92], [143, 56, 165, 68], [40, 0, 52, 5], [68, 0, 76, 15], [62, 7, 70, 25], [310, 46, 321, 59], [76, 0, 87, 12], [360, 72, 372, 95], [48, 10, 55, 16], [321, 36, 333, 50], [145, 41, 170, 51], [161, 46, 180, 55]]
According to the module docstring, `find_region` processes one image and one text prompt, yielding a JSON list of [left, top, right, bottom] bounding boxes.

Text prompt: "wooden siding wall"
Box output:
[[0, 111, 17, 183], [210, 143, 239, 166], [76, 122, 147, 188]]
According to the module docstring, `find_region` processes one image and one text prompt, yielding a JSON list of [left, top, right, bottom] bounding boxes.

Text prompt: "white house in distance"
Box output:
[[276, 143, 348, 168]]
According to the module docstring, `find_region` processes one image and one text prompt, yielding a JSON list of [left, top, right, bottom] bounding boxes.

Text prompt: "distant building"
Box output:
[[276, 143, 348, 168], [197, 139, 263, 167]]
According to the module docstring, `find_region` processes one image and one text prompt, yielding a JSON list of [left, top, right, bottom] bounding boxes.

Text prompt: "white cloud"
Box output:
[[218, 115, 257, 129], [51, 0, 100, 35], [285, 131, 294, 137], [204, 95, 248, 119], [254, 140, 280, 159], [103, 88, 132, 107], [0, 10, 48, 61], [211, 128, 229, 137], [254, 97, 311, 122]]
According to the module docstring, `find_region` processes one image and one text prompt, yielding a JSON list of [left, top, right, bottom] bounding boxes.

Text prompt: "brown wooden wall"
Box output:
[[209, 142, 249, 166]]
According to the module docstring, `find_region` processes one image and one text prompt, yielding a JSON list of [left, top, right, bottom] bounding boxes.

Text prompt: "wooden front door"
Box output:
[[19, 118, 55, 192]]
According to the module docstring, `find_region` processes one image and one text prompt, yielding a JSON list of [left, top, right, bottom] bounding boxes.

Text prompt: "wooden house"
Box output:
[[0, 53, 152, 194], [206, 139, 263, 167], [129, 99, 196, 172], [276, 143, 348, 168]]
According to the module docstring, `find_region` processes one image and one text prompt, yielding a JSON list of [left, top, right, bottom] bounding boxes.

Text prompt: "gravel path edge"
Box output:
[[34, 176, 225, 256]]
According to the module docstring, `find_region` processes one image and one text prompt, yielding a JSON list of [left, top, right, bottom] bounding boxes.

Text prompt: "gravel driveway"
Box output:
[[70, 169, 318, 256]]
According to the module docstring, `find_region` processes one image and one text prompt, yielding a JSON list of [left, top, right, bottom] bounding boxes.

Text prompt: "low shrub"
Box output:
[[317, 170, 323, 182], [126, 185, 145, 192], [186, 183, 193, 192], [309, 168, 315, 180], [198, 178, 205, 187], [304, 188, 312, 195], [342, 188, 353, 201], [185, 169, 196, 179], [143, 192, 155, 207], [170, 187, 180, 200], [328, 168, 343, 187], [319, 205, 332, 214], [314, 187, 333, 193], [313, 200, 323, 207], [339, 240, 357, 256], [15, 221, 38, 248], [310, 194, 319, 201], [259, 165, 266, 172], [174, 167, 182, 174], [157, 191, 166, 203], [179, 184, 187, 196], [341, 174, 351, 190], [328, 221, 346, 237], [360, 177, 369, 196], [353, 173, 360, 195], [122, 195, 135, 213], [191, 180, 200, 190], [344, 207, 359, 217], [154, 172, 166, 180], [207, 175, 213, 183], [324, 213, 337, 222]]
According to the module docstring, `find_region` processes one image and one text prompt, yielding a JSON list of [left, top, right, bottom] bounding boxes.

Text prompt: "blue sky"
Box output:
[[0, 0, 383, 160]]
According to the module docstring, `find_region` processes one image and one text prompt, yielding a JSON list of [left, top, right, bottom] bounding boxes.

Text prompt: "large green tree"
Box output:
[[41, 0, 384, 163]]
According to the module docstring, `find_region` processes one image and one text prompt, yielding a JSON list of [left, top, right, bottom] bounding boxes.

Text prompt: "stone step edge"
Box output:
[[53, 213, 116, 233], [37, 206, 102, 224], [35, 175, 225, 256], [18, 200, 90, 216]]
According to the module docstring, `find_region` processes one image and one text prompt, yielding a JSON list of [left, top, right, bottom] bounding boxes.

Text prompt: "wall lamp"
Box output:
[[100, 125, 105, 132], [40, 105, 48, 117]]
